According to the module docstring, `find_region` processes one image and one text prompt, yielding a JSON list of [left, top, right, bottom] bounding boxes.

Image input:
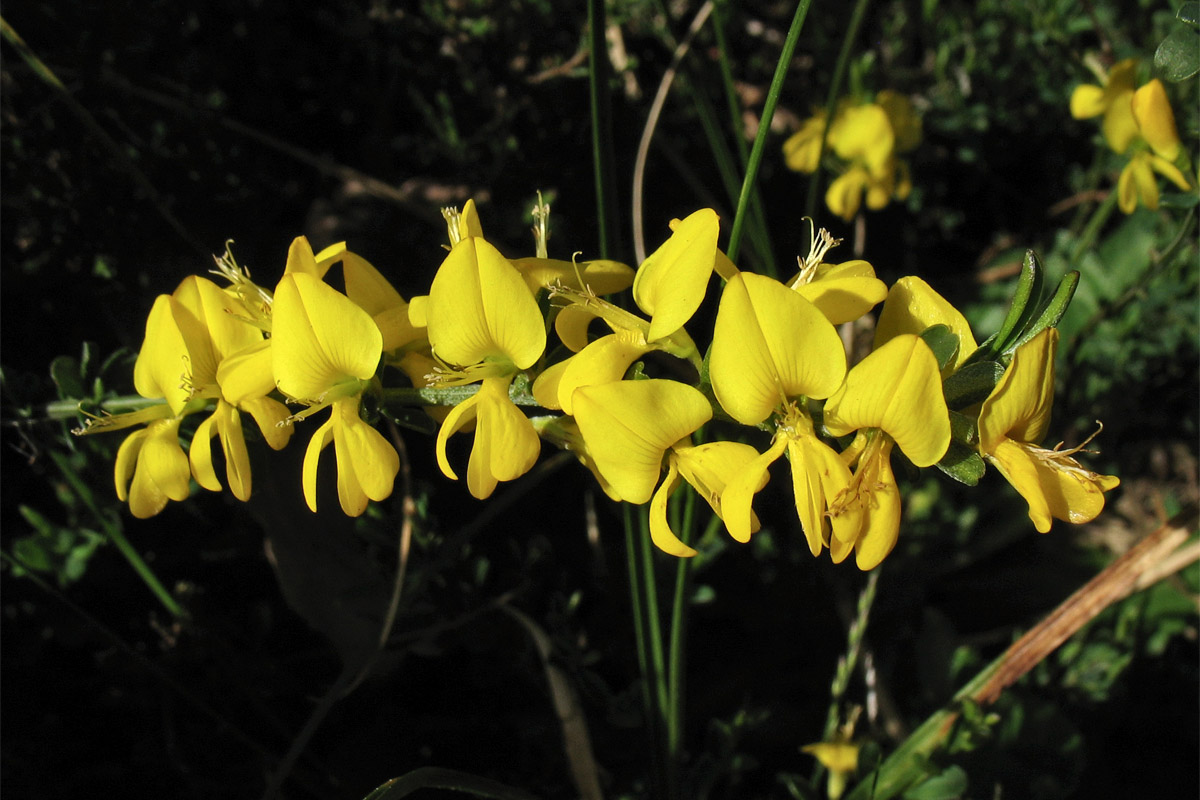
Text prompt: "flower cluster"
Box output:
[[783, 91, 922, 221], [1070, 59, 1194, 213], [80, 200, 1118, 570]]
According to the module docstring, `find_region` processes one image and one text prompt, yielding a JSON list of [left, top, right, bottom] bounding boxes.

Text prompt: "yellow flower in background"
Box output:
[[1114, 80, 1192, 213], [1070, 58, 1139, 153], [273, 272, 398, 515], [823, 334, 951, 569], [782, 109, 830, 173], [784, 92, 920, 222], [978, 329, 1119, 532], [1073, 64, 1194, 214]]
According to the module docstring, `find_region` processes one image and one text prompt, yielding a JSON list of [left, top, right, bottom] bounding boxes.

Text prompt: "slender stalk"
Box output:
[[802, 0, 872, 221], [587, 0, 620, 258], [728, 0, 816, 261], [708, 1, 777, 276], [625, 504, 666, 797], [48, 450, 186, 619]]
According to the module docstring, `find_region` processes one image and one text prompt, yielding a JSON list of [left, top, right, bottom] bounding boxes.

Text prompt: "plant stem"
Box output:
[[587, 0, 621, 259], [803, 0, 872, 221], [728, 0, 815, 261], [48, 450, 186, 619]]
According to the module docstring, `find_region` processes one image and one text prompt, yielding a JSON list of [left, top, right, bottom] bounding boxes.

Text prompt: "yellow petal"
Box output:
[[459, 198, 484, 239], [435, 390, 481, 481], [649, 459, 699, 557], [465, 377, 540, 499], [554, 304, 600, 353], [557, 332, 650, 415], [127, 419, 191, 518], [877, 90, 921, 153], [284, 236, 324, 277], [874, 276, 977, 371], [1150, 153, 1193, 191], [849, 439, 901, 570], [788, 434, 858, 556], [711, 272, 847, 425], [301, 414, 336, 513], [721, 436, 787, 542], [216, 339, 275, 405], [633, 208, 718, 341], [332, 397, 399, 513], [133, 295, 211, 414], [189, 411, 223, 492], [794, 260, 888, 325], [572, 379, 712, 504], [1070, 84, 1107, 119], [240, 395, 294, 450], [216, 401, 253, 501], [272, 273, 382, 401], [172, 276, 262, 366], [823, 334, 950, 467], [428, 237, 545, 369], [340, 251, 407, 318], [987, 438, 1120, 533], [978, 328, 1057, 452], [1102, 89, 1138, 154], [830, 104, 894, 172], [673, 440, 765, 530], [1132, 79, 1181, 160], [826, 166, 869, 222], [782, 114, 827, 173], [511, 257, 635, 296]]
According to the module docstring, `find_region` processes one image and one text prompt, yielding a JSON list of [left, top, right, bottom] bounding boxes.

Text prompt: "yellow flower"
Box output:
[[108, 273, 293, 515], [782, 110, 829, 174], [1112, 79, 1192, 213], [1070, 59, 1137, 121], [823, 335, 951, 569], [786, 228, 887, 325], [874, 275, 978, 373], [802, 739, 860, 800], [709, 271, 855, 553], [425, 233, 546, 498], [572, 379, 737, 557], [273, 272, 398, 515], [537, 209, 717, 413], [114, 417, 191, 519], [977, 329, 1119, 532]]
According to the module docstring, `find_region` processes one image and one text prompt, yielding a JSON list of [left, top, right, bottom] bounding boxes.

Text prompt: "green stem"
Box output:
[[48, 450, 186, 619], [728, 0, 815, 261], [709, 1, 777, 276], [1069, 189, 1118, 264], [587, 0, 621, 259], [665, 486, 702, 799], [625, 504, 666, 798], [803, 0, 872, 221]]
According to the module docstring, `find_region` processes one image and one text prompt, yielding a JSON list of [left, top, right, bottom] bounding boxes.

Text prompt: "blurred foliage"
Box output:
[[2, 1, 1197, 799]]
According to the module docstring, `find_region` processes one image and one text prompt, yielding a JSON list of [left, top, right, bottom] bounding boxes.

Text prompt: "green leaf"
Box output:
[[1155, 25, 1200, 81], [942, 361, 1005, 409], [919, 324, 959, 371], [901, 765, 968, 800], [1178, 1, 1199, 28], [49, 355, 85, 400], [935, 443, 985, 486]]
